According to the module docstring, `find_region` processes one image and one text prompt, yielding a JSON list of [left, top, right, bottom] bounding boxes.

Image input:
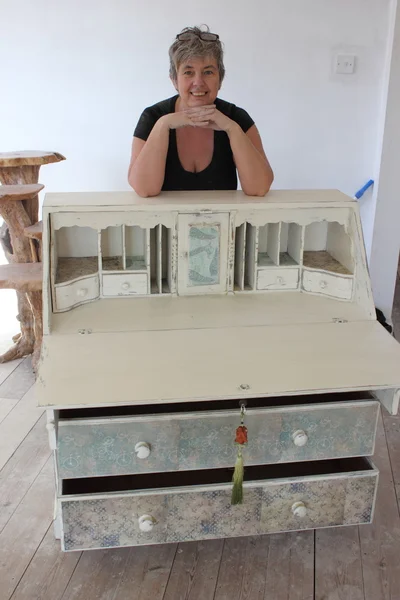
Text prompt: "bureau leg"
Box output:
[[53, 492, 61, 540], [53, 515, 62, 540]]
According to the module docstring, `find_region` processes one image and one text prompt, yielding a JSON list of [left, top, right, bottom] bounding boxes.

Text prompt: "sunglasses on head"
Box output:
[[176, 31, 219, 42]]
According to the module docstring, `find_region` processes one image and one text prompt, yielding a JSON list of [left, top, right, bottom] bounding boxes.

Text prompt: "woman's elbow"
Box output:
[[258, 168, 274, 196], [243, 171, 274, 197], [130, 186, 161, 198], [128, 174, 161, 198], [244, 188, 269, 197], [264, 167, 274, 193]]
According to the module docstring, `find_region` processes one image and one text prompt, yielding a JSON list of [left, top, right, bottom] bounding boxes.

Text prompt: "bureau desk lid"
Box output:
[[36, 320, 400, 409]]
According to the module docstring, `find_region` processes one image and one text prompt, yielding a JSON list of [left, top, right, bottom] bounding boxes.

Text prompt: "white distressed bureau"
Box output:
[[36, 189, 400, 552]]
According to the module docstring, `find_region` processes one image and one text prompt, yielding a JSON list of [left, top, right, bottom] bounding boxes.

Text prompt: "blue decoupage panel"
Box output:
[[188, 225, 220, 286]]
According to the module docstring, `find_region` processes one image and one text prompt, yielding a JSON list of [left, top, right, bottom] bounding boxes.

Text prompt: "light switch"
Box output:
[[335, 54, 356, 74]]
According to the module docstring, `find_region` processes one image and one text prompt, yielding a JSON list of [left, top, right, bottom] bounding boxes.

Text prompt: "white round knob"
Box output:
[[292, 430, 308, 447], [292, 501, 307, 518], [276, 276, 285, 285], [77, 287, 88, 298], [121, 282, 130, 290], [319, 280, 328, 289], [135, 442, 151, 459], [138, 515, 156, 532]]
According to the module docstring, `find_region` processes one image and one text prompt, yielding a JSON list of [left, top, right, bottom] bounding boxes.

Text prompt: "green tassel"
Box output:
[[231, 449, 244, 505]]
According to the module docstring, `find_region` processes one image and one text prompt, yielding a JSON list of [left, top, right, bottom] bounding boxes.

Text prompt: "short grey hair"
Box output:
[[169, 25, 225, 84]]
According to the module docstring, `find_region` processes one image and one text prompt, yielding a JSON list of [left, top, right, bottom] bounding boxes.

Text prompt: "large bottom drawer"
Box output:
[[60, 457, 378, 551]]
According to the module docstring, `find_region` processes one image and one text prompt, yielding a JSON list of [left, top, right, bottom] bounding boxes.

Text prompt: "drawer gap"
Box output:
[[59, 391, 374, 420], [62, 457, 373, 495]]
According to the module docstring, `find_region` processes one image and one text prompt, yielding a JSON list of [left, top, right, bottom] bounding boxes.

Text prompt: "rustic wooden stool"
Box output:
[[0, 151, 65, 370], [0, 184, 45, 368]]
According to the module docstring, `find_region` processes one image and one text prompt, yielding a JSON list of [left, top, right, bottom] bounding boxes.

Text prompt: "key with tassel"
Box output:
[[231, 402, 248, 505]]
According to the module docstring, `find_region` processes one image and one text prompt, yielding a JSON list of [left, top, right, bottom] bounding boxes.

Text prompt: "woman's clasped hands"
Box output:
[[163, 105, 234, 132]]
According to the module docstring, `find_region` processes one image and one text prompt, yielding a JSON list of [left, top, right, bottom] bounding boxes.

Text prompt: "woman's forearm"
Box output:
[[128, 118, 170, 197], [227, 124, 273, 196]]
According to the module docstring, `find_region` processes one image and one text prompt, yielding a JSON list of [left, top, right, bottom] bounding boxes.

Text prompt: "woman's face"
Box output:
[[173, 56, 220, 108]]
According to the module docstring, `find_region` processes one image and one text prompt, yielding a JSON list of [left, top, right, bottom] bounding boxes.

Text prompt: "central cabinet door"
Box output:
[[178, 213, 229, 295]]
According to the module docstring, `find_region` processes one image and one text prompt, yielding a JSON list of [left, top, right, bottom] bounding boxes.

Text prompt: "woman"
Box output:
[[128, 25, 273, 197]]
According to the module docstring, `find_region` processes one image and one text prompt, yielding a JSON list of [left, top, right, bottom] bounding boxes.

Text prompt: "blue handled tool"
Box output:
[[353, 179, 374, 200]]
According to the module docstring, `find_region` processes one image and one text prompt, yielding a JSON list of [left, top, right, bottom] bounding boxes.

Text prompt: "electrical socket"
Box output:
[[335, 54, 356, 74]]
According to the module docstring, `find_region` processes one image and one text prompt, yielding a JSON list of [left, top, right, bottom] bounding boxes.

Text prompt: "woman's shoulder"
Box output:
[[143, 95, 178, 117], [134, 95, 177, 140], [215, 98, 255, 132]]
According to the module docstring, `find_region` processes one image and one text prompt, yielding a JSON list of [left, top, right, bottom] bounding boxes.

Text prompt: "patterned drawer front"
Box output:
[[102, 273, 148, 296], [54, 275, 99, 311], [60, 459, 378, 551], [257, 268, 299, 290], [58, 418, 180, 478], [302, 269, 353, 300], [57, 400, 379, 478]]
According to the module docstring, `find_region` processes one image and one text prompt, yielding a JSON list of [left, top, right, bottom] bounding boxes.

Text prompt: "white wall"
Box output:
[[369, 0, 400, 320], [0, 0, 392, 259]]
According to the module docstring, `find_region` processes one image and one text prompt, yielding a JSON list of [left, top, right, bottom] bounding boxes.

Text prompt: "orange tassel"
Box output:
[[235, 425, 248, 445], [231, 405, 248, 505]]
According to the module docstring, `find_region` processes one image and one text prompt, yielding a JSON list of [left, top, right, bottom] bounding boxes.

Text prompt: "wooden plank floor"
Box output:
[[0, 321, 400, 598]]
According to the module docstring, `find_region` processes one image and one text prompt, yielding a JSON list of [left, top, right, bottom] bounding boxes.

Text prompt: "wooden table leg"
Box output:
[[0, 291, 38, 364], [27, 290, 43, 371]]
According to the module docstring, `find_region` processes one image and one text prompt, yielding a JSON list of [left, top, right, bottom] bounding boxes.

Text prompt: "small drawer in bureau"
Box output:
[[302, 269, 353, 300], [257, 268, 299, 290], [56, 396, 379, 478], [54, 275, 99, 312], [60, 457, 378, 551], [102, 273, 148, 296]]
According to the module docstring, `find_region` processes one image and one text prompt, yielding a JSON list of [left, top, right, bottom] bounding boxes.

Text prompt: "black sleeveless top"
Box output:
[[133, 95, 254, 191]]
